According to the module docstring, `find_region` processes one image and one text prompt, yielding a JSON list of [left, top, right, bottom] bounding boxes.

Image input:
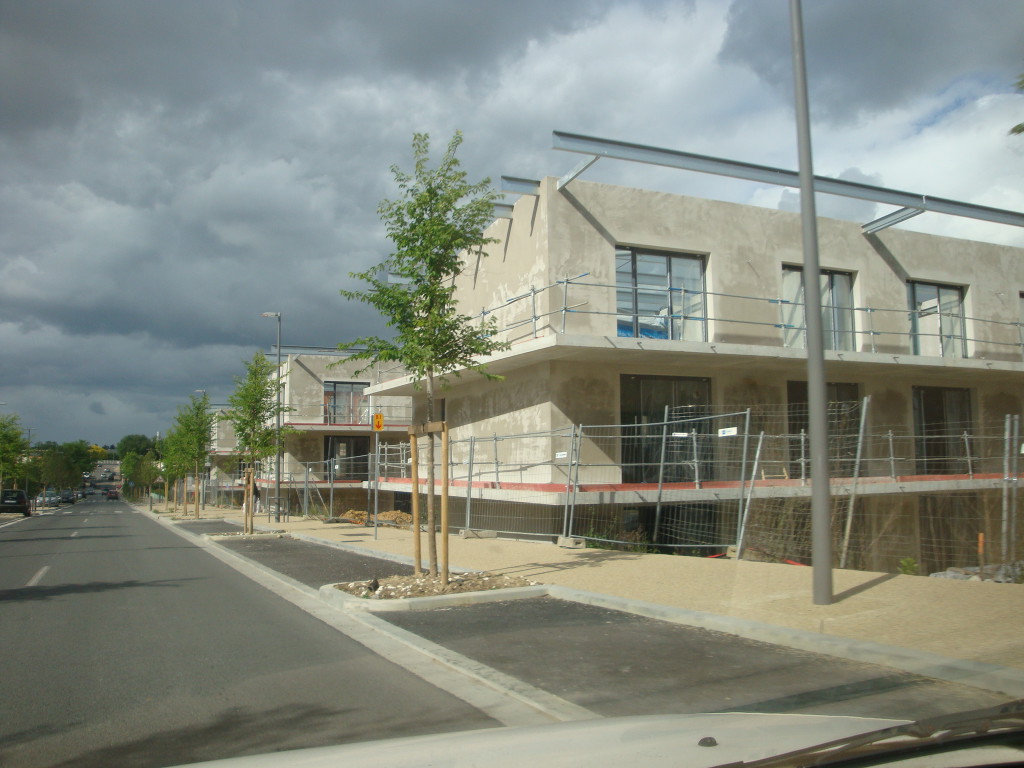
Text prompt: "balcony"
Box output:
[[471, 274, 1024, 365]]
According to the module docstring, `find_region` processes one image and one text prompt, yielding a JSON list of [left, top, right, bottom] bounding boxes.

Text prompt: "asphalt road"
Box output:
[[0, 500, 497, 768]]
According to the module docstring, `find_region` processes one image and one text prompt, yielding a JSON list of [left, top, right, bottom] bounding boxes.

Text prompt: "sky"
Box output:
[[1, 0, 1022, 446]]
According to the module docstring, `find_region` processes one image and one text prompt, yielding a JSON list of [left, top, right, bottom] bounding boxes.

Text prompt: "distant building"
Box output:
[[209, 353, 411, 516]]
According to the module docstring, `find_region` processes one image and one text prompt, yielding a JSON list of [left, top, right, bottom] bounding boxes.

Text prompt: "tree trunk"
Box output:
[[424, 374, 438, 577]]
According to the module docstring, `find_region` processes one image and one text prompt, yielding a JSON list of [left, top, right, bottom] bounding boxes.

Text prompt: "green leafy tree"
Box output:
[[117, 434, 155, 459], [160, 428, 189, 511], [119, 451, 141, 498], [222, 352, 288, 532], [340, 131, 508, 577], [136, 450, 161, 509], [170, 392, 215, 517], [0, 413, 30, 490]]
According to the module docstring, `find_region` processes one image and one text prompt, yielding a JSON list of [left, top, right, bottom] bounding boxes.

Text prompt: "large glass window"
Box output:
[[616, 247, 706, 341], [323, 381, 368, 424], [908, 281, 966, 358], [324, 436, 370, 480], [620, 375, 711, 483], [780, 266, 855, 351], [913, 386, 972, 475]]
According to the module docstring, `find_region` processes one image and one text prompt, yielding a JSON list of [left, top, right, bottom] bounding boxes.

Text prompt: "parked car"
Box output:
[[1, 489, 30, 516], [60, 489, 75, 504], [35, 491, 59, 506]]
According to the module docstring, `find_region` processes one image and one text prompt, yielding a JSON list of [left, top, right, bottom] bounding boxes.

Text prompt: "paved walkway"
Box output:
[[153, 505, 1024, 674]]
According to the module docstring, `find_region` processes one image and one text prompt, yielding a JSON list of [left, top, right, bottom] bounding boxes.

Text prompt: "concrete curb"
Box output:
[[320, 583, 549, 612]]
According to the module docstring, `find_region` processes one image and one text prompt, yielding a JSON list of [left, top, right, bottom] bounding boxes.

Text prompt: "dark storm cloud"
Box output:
[[720, 0, 1024, 122]]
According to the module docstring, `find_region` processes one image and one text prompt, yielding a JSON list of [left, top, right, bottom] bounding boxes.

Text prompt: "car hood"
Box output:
[[169, 712, 909, 768]]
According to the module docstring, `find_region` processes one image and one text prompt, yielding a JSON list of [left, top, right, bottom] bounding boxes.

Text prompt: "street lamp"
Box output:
[[260, 312, 282, 522]]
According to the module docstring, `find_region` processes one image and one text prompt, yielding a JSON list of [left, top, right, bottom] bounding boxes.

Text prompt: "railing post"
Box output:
[[530, 285, 538, 337], [561, 276, 570, 333]]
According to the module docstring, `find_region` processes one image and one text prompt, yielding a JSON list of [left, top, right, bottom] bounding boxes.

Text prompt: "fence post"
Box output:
[[1011, 415, 1020, 562], [963, 431, 974, 479], [736, 409, 752, 551], [887, 430, 897, 479], [493, 433, 501, 489], [1002, 414, 1011, 566], [840, 395, 871, 569], [691, 432, 702, 489], [465, 435, 475, 531], [568, 426, 584, 539], [799, 429, 808, 484], [562, 426, 577, 538], [737, 431, 764, 558], [303, 463, 309, 517], [653, 408, 669, 545]]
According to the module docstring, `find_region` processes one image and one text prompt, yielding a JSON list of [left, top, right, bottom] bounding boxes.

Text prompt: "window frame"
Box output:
[[616, 247, 707, 342]]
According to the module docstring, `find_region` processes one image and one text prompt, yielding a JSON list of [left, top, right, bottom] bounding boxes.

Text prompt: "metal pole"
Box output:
[[840, 395, 871, 569], [275, 315, 282, 522], [466, 435, 475, 531], [790, 0, 832, 604], [653, 408, 669, 545]]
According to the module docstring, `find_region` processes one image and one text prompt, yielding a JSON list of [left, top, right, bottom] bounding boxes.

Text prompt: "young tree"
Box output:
[[222, 352, 288, 532], [340, 131, 508, 578], [0, 413, 30, 490], [171, 392, 215, 517], [136, 450, 161, 510], [119, 451, 141, 499], [160, 428, 189, 513]]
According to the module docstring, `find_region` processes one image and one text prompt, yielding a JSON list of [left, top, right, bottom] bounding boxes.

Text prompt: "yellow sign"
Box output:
[[373, 413, 385, 431]]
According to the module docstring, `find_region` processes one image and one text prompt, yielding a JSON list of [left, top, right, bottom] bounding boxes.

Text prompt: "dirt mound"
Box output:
[[335, 572, 536, 599], [337, 509, 413, 526]]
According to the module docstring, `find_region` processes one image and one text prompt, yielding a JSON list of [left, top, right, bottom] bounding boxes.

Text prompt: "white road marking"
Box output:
[[71, 531, 79, 537], [26, 565, 50, 587]]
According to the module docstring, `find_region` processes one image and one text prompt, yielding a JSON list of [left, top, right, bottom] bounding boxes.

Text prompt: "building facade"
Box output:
[[371, 177, 1023, 574]]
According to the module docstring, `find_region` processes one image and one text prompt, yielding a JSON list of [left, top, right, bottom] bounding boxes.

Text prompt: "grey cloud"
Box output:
[[720, 0, 1024, 122]]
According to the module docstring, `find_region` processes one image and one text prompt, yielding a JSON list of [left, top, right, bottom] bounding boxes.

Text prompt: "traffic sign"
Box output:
[[373, 413, 384, 431]]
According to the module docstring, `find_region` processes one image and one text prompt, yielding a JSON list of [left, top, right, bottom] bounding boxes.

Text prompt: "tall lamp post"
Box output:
[[260, 312, 282, 522]]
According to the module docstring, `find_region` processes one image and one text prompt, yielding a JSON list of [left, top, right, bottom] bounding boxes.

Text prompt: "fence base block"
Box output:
[[557, 536, 586, 549], [460, 528, 498, 539]]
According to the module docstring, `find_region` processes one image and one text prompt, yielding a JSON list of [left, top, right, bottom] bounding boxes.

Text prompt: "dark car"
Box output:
[[106, 489, 119, 500], [60, 489, 75, 504], [1, 489, 31, 516]]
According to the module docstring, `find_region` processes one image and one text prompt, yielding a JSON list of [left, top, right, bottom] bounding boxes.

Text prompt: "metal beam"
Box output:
[[501, 176, 541, 196], [862, 206, 925, 234], [557, 155, 600, 190], [552, 131, 1024, 230]]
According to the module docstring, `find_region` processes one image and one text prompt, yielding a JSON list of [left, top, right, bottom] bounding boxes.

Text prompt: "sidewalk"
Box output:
[[156, 505, 1024, 673]]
